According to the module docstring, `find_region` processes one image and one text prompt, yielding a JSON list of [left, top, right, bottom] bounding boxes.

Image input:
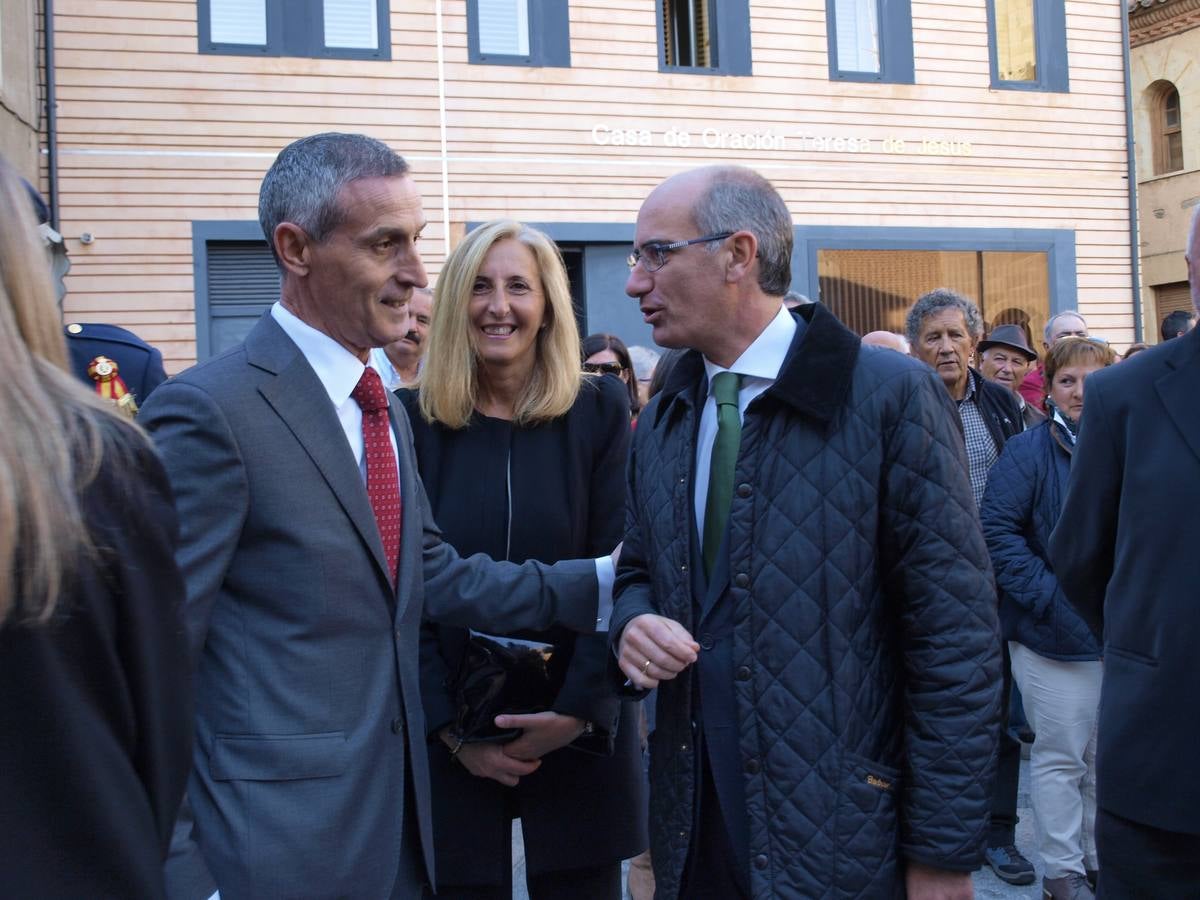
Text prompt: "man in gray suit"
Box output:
[[141, 133, 628, 899]]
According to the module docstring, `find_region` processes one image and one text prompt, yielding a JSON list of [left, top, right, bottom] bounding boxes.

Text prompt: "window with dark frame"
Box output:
[[985, 0, 1068, 92], [1155, 83, 1184, 175], [199, 0, 390, 60], [825, 0, 914, 84], [467, 0, 571, 67]]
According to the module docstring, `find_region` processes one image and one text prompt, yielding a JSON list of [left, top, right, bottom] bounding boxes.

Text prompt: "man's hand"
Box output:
[[618, 614, 699, 689], [494, 711, 586, 762], [906, 863, 973, 900], [438, 728, 540, 787]]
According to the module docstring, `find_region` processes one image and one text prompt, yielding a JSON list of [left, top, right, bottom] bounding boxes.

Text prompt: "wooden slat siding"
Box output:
[[51, 0, 1133, 371]]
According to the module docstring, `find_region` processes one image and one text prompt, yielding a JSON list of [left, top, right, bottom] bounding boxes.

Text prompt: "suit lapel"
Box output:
[[388, 393, 423, 620], [247, 315, 394, 590], [1155, 327, 1200, 466]]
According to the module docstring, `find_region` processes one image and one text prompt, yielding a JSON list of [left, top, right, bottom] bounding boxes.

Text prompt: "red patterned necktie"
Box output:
[[351, 366, 401, 585]]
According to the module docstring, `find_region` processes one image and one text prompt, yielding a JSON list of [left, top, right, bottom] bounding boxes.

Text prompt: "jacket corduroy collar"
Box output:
[[652, 301, 861, 427]]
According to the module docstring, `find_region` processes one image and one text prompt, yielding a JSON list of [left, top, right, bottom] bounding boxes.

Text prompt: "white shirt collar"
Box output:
[[368, 347, 404, 392], [702, 303, 796, 389], [270, 302, 366, 408]]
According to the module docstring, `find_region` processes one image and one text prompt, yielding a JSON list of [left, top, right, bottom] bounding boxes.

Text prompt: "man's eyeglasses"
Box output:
[[583, 361, 626, 377], [626, 232, 734, 273]]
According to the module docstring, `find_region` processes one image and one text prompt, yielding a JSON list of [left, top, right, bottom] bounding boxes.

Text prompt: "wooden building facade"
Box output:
[[39, 0, 1136, 370]]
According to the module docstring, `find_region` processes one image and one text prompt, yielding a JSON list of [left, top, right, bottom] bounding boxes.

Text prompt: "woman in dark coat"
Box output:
[[981, 336, 1116, 900], [0, 157, 192, 899], [400, 219, 645, 899], [582, 332, 640, 418]]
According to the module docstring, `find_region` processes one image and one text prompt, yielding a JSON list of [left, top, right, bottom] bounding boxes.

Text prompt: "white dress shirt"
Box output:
[[694, 304, 797, 536], [368, 346, 418, 393], [270, 302, 614, 627], [271, 302, 399, 483]]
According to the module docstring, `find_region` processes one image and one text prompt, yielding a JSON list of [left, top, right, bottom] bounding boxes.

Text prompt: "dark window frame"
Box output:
[[198, 0, 391, 61], [985, 0, 1068, 93], [791, 225, 1078, 317], [826, 0, 914, 85], [466, 0, 571, 68], [655, 0, 752, 76]]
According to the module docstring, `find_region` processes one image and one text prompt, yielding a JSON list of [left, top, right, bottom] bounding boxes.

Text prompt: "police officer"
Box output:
[[63, 322, 168, 416], [25, 178, 167, 415]]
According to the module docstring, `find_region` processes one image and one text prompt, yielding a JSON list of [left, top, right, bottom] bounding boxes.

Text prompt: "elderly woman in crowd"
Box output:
[[582, 331, 640, 418], [0, 157, 192, 897], [398, 220, 645, 899], [981, 336, 1117, 900]]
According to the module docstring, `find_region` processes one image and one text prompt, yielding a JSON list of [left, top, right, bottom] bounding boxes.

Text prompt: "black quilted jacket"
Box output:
[[611, 303, 1002, 899]]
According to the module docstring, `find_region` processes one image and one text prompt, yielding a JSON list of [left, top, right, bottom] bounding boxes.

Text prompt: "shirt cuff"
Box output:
[[593, 554, 615, 632]]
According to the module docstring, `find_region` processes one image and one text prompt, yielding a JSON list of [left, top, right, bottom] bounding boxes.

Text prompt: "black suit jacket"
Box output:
[[0, 419, 192, 898], [1050, 325, 1200, 835]]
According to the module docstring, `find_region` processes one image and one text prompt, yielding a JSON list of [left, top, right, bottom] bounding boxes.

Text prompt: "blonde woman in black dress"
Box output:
[[399, 220, 645, 899]]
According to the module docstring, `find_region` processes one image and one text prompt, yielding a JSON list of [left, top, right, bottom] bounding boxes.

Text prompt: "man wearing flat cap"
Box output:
[[979, 325, 1045, 430]]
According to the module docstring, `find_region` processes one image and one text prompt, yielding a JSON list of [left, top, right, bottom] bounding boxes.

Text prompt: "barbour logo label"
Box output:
[[866, 774, 892, 792]]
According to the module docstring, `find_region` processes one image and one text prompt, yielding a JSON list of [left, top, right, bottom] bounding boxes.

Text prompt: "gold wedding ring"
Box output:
[[641, 659, 652, 674]]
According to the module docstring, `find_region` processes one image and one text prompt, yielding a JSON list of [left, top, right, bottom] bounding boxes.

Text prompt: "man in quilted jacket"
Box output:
[[612, 165, 1003, 899]]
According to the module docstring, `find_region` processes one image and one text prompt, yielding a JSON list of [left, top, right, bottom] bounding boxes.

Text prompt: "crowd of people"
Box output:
[[1, 133, 1198, 900]]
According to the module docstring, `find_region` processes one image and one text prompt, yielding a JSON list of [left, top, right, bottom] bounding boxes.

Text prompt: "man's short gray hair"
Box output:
[[904, 288, 984, 344], [692, 166, 793, 296], [1043, 310, 1087, 343], [259, 132, 410, 268]]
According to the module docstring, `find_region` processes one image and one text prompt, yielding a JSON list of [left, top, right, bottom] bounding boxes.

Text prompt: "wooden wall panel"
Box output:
[[49, 0, 1136, 369]]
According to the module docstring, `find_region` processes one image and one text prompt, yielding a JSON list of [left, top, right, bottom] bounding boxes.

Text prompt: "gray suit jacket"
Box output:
[[141, 313, 598, 899]]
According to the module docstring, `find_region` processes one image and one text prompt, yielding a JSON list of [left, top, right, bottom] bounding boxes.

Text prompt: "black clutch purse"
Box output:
[[448, 630, 569, 743]]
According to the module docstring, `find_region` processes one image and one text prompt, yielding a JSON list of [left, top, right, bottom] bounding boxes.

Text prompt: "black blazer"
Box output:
[[0, 420, 192, 898], [1050, 326, 1200, 835], [399, 374, 647, 883], [969, 367, 1023, 450]]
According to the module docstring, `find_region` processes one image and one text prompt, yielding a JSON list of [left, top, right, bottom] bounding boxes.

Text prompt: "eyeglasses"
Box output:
[[626, 232, 734, 272], [583, 361, 626, 376]]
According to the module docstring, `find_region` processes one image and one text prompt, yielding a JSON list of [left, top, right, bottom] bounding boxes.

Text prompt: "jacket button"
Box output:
[[745, 757, 761, 775], [754, 854, 768, 870], [391, 717, 404, 735], [736, 666, 751, 681], [734, 573, 750, 588], [736, 483, 752, 498], [699, 633, 715, 650]]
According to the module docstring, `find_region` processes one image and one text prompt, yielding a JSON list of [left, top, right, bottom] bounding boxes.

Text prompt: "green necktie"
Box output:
[[703, 371, 743, 578]]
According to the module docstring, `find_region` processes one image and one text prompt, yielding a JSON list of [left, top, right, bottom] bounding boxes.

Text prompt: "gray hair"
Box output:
[[259, 132, 410, 268], [692, 166, 793, 296], [905, 288, 984, 344], [1043, 310, 1088, 343]]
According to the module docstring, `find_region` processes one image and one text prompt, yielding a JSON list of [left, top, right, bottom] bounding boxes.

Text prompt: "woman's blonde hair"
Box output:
[[419, 220, 582, 428], [0, 156, 145, 625]]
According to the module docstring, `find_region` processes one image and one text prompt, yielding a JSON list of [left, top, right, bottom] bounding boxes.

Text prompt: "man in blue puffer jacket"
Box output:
[[981, 336, 1117, 900]]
